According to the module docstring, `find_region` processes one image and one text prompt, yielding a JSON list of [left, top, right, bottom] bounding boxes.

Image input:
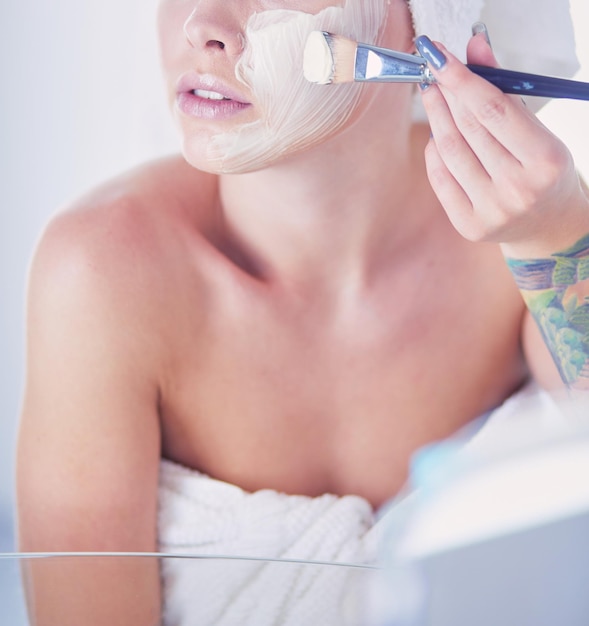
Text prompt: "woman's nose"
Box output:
[[183, 1, 245, 57]]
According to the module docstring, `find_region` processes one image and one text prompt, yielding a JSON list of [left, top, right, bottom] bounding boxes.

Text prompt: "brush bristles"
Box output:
[[324, 34, 358, 84], [303, 32, 358, 85]]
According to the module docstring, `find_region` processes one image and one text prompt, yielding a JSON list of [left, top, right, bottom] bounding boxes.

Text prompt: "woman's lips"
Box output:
[[177, 91, 251, 120], [176, 73, 251, 120]]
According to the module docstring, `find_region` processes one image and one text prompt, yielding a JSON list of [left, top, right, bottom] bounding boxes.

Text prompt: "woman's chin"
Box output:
[[180, 139, 285, 175], [180, 135, 232, 175], [179, 122, 345, 176]]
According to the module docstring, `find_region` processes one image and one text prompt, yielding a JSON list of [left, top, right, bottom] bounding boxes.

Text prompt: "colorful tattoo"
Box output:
[[506, 234, 589, 388]]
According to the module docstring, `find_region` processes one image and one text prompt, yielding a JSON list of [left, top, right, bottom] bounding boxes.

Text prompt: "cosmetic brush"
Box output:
[[303, 31, 589, 101]]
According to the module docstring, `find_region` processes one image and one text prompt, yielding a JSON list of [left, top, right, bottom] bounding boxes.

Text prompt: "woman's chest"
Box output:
[[158, 277, 527, 506]]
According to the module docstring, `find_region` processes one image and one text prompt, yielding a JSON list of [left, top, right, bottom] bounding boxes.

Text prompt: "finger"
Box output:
[[466, 30, 528, 110], [423, 139, 480, 238], [438, 87, 525, 183], [415, 35, 551, 166], [468, 24, 496, 67], [453, 34, 566, 186], [421, 29, 524, 188], [451, 30, 527, 177], [421, 82, 495, 204]]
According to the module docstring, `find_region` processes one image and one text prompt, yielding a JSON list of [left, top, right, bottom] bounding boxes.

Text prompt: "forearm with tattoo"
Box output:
[[506, 234, 589, 389]]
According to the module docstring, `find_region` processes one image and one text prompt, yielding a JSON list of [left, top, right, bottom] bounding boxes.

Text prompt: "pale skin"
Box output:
[[16, 0, 589, 624]]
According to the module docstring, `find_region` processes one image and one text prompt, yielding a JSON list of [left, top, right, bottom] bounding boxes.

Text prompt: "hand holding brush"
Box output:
[[307, 25, 589, 259]]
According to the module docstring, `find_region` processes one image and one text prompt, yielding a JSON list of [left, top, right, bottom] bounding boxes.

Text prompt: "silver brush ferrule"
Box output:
[[355, 44, 436, 85]]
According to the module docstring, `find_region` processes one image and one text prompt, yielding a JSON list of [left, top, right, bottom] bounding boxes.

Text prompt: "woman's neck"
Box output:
[[216, 107, 437, 292]]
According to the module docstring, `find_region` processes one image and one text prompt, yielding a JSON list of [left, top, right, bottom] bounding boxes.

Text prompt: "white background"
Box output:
[[1, 0, 588, 550]]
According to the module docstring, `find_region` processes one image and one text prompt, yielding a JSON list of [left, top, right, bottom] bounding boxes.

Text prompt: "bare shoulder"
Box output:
[[18, 155, 217, 555], [35, 155, 216, 280], [31, 155, 217, 336]]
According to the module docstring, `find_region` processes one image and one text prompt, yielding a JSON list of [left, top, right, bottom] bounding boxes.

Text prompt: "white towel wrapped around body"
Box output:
[[158, 460, 381, 625], [158, 382, 579, 625]]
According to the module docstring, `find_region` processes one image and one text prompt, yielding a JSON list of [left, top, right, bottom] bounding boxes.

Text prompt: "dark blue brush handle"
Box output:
[[466, 64, 589, 101]]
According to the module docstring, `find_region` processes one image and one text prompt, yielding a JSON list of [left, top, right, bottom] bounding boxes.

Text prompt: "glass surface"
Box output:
[[0, 552, 380, 626]]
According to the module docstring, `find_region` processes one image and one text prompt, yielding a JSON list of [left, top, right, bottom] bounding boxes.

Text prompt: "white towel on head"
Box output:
[[408, 0, 485, 63], [407, 0, 580, 117]]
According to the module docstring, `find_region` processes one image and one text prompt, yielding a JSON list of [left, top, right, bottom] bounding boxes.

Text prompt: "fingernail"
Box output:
[[471, 21, 492, 48], [419, 81, 430, 91], [415, 35, 447, 70]]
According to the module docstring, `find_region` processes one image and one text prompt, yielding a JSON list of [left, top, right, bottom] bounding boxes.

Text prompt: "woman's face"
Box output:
[[157, 0, 412, 174]]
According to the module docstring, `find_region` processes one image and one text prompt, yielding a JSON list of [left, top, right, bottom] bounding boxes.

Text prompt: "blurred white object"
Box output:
[[370, 387, 589, 626]]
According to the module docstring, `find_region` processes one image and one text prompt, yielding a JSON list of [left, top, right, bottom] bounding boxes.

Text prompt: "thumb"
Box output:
[[467, 22, 498, 67]]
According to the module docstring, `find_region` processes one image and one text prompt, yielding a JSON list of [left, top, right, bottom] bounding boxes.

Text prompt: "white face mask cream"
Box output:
[[206, 0, 390, 174]]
